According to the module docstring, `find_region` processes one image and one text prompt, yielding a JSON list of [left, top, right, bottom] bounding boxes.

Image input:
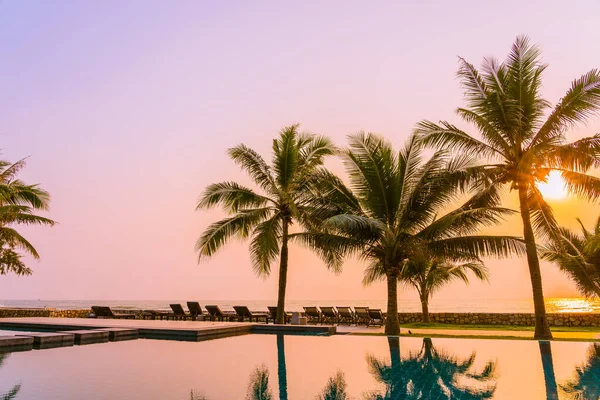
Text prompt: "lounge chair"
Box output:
[[336, 306, 355, 325], [354, 306, 371, 326], [367, 309, 386, 327], [205, 305, 233, 322], [267, 306, 292, 324], [186, 302, 206, 320], [233, 306, 268, 322], [141, 309, 171, 320], [170, 304, 194, 320], [91, 306, 135, 319], [320, 306, 339, 324], [303, 306, 322, 324]]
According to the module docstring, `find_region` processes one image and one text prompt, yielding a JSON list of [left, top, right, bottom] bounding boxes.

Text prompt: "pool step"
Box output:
[[0, 335, 34, 352], [58, 330, 109, 345], [16, 332, 75, 349], [97, 328, 138, 341]]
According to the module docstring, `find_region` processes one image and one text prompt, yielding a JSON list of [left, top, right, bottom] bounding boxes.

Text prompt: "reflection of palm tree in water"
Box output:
[[366, 337, 497, 399], [561, 343, 600, 400], [317, 370, 349, 400], [0, 354, 20, 400], [538, 341, 558, 400]]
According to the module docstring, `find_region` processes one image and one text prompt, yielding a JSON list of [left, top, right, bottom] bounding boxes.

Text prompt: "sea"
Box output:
[[0, 298, 598, 313]]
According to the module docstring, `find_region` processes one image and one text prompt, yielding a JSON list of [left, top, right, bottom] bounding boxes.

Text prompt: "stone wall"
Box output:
[[0, 308, 92, 319], [397, 312, 600, 327], [0, 308, 141, 319], [1, 308, 600, 327]]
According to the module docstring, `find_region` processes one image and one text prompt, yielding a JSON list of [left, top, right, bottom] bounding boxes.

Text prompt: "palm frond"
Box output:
[[228, 144, 277, 193], [196, 181, 271, 212], [532, 69, 600, 148], [249, 215, 282, 277], [414, 120, 504, 159], [272, 125, 300, 190], [195, 208, 272, 261]]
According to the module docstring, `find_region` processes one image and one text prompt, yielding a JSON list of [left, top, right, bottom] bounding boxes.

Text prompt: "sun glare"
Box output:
[[537, 171, 568, 200]]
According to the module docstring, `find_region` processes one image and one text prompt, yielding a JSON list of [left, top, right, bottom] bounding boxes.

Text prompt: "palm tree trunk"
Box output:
[[276, 334, 288, 400], [276, 219, 289, 324], [420, 295, 430, 323], [518, 182, 553, 340], [539, 341, 558, 400], [385, 271, 400, 335]]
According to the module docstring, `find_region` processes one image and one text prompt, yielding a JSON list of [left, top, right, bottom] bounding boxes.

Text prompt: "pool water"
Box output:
[[0, 334, 599, 399]]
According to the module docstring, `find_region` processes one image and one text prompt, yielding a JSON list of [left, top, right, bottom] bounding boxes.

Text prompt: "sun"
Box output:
[[537, 171, 568, 200]]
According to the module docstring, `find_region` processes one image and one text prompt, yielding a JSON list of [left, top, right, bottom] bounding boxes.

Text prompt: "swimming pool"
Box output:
[[0, 334, 598, 399]]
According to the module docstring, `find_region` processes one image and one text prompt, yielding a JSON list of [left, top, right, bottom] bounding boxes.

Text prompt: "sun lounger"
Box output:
[[91, 306, 135, 319], [267, 306, 292, 324], [354, 306, 371, 326], [141, 310, 171, 320], [336, 306, 355, 325], [367, 308, 386, 327], [186, 302, 206, 320], [169, 304, 194, 320], [303, 306, 322, 324], [233, 306, 268, 322], [205, 305, 234, 322], [320, 306, 339, 324]]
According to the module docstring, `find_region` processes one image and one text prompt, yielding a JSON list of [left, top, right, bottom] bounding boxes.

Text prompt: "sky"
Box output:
[[1, 1, 600, 303]]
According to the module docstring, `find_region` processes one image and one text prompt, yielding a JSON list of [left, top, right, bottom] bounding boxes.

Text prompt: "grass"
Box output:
[[399, 322, 600, 333]]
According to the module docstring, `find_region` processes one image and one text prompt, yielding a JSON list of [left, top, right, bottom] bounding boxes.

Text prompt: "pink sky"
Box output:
[[1, 1, 600, 302]]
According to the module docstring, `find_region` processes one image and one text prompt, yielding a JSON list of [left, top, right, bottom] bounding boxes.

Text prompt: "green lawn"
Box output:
[[399, 322, 600, 333]]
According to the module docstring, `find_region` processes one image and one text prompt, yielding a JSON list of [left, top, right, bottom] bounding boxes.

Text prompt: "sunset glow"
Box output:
[[537, 171, 568, 200]]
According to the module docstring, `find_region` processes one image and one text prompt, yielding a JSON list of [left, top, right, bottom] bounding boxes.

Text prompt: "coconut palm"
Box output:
[[296, 132, 524, 334], [195, 125, 335, 323], [0, 157, 54, 276], [366, 337, 497, 400], [394, 252, 490, 322], [542, 216, 600, 297], [561, 343, 600, 400], [415, 36, 600, 339]]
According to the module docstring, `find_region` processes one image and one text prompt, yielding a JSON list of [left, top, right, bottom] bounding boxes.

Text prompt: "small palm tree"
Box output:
[[542, 216, 600, 297], [297, 132, 524, 334], [196, 125, 335, 323], [0, 157, 54, 276], [392, 252, 489, 323], [415, 36, 600, 339]]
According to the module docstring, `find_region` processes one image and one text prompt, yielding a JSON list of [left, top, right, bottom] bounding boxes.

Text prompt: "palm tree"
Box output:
[[195, 125, 335, 323], [561, 343, 600, 400], [395, 252, 490, 322], [297, 132, 524, 334], [366, 337, 497, 400], [415, 36, 600, 339], [542, 216, 600, 297], [0, 157, 54, 276]]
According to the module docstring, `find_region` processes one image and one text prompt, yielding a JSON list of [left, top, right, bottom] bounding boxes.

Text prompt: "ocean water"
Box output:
[[0, 297, 598, 313]]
